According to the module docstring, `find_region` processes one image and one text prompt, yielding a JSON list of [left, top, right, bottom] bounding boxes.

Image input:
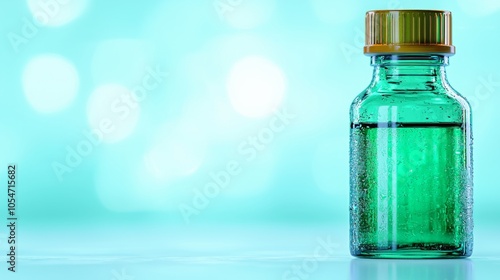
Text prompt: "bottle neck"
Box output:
[[370, 55, 450, 91]]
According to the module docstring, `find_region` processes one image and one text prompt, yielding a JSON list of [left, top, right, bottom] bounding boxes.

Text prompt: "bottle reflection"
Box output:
[[350, 258, 473, 280]]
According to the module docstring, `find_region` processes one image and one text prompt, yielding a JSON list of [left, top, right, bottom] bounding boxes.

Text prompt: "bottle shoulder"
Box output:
[[350, 85, 470, 123], [352, 81, 470, 108]]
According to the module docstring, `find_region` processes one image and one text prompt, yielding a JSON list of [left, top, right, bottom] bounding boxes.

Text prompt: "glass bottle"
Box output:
[[349, 10, 473, 258]]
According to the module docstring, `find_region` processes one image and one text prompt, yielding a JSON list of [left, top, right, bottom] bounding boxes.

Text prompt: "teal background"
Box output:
[[0, 0, 499, 279]]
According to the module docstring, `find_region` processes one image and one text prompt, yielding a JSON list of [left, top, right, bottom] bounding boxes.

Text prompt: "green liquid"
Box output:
[[350, 122, 473, 258]]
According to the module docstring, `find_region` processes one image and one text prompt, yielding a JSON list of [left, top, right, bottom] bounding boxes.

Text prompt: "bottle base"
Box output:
[[351, 243, 472, 259]]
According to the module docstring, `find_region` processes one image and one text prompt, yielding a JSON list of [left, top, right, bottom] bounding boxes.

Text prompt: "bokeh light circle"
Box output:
[[27, 0, 88, 27], [227, 56, 286, 118], [22, 54, 79, 113], [144, 121, 208, 183]]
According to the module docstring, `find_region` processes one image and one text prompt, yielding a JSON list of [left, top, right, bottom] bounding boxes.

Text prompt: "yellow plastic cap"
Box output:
[[364, 10, 455, 55]]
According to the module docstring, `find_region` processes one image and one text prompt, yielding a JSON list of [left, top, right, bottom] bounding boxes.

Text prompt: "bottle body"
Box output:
[[349, 56, 473, 258]]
